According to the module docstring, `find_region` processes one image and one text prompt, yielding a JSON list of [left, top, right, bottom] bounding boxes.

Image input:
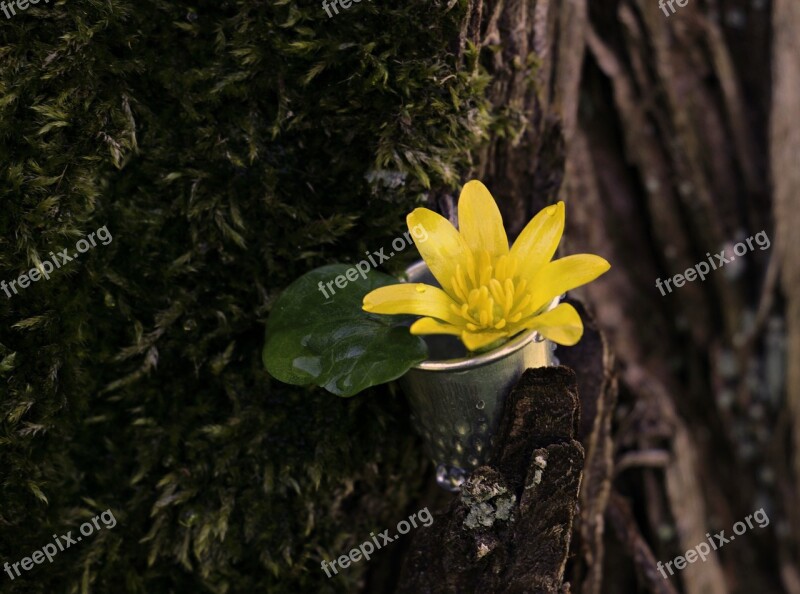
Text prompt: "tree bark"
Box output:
[[397, 366, 585, 594], [772, 0, 800, 578], [396, 0, 794, 592]]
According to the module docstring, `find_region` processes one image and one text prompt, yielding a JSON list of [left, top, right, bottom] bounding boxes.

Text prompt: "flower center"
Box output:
[[447, 252, 533, 331]]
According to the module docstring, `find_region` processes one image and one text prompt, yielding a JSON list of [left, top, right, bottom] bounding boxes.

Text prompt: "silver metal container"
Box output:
[[399, 261, 555, 491]]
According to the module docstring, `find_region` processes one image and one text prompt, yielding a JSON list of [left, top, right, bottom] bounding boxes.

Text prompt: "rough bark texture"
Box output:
[[565, 1, 790, 592], [396, 366, 585, 594], [772, 0, 800, 576], [394, 0, 794, 593]]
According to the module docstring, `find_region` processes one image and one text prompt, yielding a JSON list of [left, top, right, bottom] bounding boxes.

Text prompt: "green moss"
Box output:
[[0, 1, 507, 591]]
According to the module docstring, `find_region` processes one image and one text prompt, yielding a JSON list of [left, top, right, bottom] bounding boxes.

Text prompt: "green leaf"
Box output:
[[263, 264, 427, 397]]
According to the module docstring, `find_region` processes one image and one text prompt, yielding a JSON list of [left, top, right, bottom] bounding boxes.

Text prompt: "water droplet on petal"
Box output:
[[415, 284, 426, 293]]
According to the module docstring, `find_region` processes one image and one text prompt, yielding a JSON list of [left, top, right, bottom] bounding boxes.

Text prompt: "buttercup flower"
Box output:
[[362, 180, 610, 351]]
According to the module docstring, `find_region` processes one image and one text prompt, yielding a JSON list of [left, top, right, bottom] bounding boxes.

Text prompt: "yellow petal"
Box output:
[[363, 283, 463, 326], [510, 201, 565, 281], [457, 180, 509, 260], [410, 317, 464, 336], [461, 330, 508, 351], [407, 208, 472, 299], [528, 254, 611, 314], [522, 302, 584, 346]]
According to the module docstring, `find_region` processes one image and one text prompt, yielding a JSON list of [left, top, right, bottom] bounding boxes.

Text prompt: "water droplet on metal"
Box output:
[[475, 400, 485, 410], [534, 333, 545, 343], [436, 464, 466, 491], [452, 437, 464, 453]]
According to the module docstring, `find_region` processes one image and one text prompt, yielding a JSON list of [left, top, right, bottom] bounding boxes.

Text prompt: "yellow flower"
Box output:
[[362, 180, 610, 351]]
